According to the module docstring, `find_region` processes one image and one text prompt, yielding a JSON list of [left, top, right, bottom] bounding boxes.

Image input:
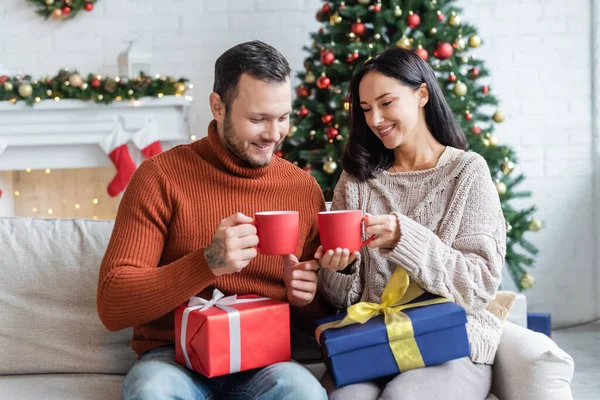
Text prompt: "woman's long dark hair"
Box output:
[[343, 48, 466, 181]]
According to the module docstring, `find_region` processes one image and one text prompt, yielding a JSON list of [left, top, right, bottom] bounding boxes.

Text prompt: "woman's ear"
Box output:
[[209, 92, 226, 123], [418, 83, 429, 107]]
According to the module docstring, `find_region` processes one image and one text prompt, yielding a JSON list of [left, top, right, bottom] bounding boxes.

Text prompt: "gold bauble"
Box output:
[[51, 9, 63, 18], [489, 136, 499, 146], [329, 13, 342, 25], [482, 138, 490, 147], [455, 38, 466, 51], [305, 71, 316, 84], [64, 0, 72, 5], [18, 83, 33, 97], [4, 82, 14, 91], [493, 109, 505, 123], [468, 35, 482, 48], [358, 0, 370, 4], [520, 272, 535, 289], [394, 6, 402, 17], [396, 36, 411, 49], [453, 81, 467, 96], [323, 160, 338, 174], [344, 101, 350, 111], [529, 218, 543, 232], [68, 73, 83, 88], [45, 0, 54, 4], [496, 181, 507, 195], [501, 158, 515, 175], [448, 14, 461, 26], [461, 56, 469, 64], [174, 82, 187, 95], [287, 125, 297, 137]]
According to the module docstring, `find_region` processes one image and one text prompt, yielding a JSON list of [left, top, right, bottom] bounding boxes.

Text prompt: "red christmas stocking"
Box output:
[[100, 121, 136, 197], [134, 118, 163, 159]]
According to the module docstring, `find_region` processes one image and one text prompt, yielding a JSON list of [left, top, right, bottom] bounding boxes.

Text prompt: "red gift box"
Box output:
[[175, 289, 291, 377]]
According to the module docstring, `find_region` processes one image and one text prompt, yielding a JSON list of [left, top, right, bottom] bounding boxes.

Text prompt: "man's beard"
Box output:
[[223, 113, 278, 168]]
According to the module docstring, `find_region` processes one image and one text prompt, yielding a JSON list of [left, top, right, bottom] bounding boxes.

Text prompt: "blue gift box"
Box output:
[[316, 295, 471, 387], [527, 312, 551, 337]]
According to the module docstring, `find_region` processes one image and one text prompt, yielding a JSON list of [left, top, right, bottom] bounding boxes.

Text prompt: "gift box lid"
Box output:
[[316, 294, 467, 356]]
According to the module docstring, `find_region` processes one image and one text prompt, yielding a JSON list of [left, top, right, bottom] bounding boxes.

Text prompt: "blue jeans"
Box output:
[[122, 345, 327, 400]]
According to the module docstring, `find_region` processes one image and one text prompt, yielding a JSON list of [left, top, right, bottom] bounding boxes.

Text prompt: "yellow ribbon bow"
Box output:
[[316, 267, 450, 372]]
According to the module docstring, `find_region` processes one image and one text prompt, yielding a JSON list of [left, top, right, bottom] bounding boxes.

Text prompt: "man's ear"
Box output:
[[209, 92, 226, 123], [418, 83, 429, 107]]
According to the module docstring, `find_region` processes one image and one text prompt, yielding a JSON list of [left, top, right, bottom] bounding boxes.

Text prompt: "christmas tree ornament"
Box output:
[[321, 4, 332, 13], [321, 114, 333, 124], [45, 0, 54, 4], [175, 82, 187, 95], [448, 13, 461, 26], [482, 85, 489, 95], [329, 13, 342, 25], [69, 73, 83, 87], [506, 222, 512, 233], [468, 68, 480, 79], [433, 42, 453, 59], [299, 106, 309, 117], [502, 158, 515, 175], [448, 73, 457, 83], [358, 0, 370, 4], [465, 112, 473, 121], [317, 74, 331, 89], [91, 77, 101, 88], [430, 27, 437, 34], [468, 35, 482, 48], [482, 138, 490, 146], [520, 272, 535, 289], [327, 127, 339, 139], [406, 12, 421, 29], [453, 81, 467, 96], [437, 11, 445, 21], [396, 36, 411, 49], [104, 78, 118, 93], [529, 218, 543, 232], [18, 83, 33, 97], [394, 6, 402, 17], [472, 126, 481, 134], [495, 181, 507, 195], [305, 71, 316, 84], [4, 81, 14, 91], [415, 46, 428, 61], [296, 86, 309, 97], [352, 21, 366, 36], [323, 159, 338, 174], [320, 50, 335, 65], [287, 125, 297, 137], [84, 2, 94, 11], [493, 109, 505, 123], [489, 136, 499, 146], [51, 9, 62, 18], [455, 38, 466, 51]]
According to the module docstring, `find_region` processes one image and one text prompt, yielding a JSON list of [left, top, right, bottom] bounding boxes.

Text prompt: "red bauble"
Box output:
[[374, 4, 381, 12], [84, 2, 94, 11], [275, 151, 283, 157], [299, 106, 309, 117], [321, 114, 333, 124], [351, 22, 365, 36], [296, 86, 309, 97], [319, 28, 324, 34], [316, 75, 331, 89], [415, 47, 428, 61], [303, 166, 312, 173], [0, 75, 8, 84], [62, 6, 71, 15], [406, 13, 421, 29], [468, 68, 480, 79], [322, 4, 331, 13], [448, 74, 457, 83], [465, 112, 473, 121], [433, 42, 453, 60], [472, 126, 481, 134], [327, 127, 339, 139], [320, 51, 335, 65], [437, 13, 445, 21], [91, 78, 101, 88], [482, 85, 489, 95]]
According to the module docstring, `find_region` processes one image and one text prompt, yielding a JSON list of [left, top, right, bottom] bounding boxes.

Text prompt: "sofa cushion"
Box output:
[[0, 374, 123, 399], [0, 217, 136, 375]]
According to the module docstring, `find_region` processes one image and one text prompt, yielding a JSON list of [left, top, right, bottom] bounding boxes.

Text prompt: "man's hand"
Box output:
[[204, 213, 259, 276], [283, 254, 319, 307]]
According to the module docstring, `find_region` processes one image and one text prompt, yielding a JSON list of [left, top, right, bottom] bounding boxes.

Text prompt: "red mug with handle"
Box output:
[[254, 211, 299, 255], [318, 210, 375, 253]]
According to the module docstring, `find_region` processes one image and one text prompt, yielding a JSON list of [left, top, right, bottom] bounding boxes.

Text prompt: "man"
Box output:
[[97, 40, 327, 400]]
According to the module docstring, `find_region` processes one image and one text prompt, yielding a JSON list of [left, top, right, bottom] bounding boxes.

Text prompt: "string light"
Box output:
[[45, 168, 51, 174], [25, 168, 31, 172], [75, 204, 81, 209], [48, 209, 53, 215], [14, 191, 20, 196], [92, 198, 99, 205]]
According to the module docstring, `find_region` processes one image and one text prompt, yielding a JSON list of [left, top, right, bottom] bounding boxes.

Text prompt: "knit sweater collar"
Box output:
[[197, 120, 275, 179]]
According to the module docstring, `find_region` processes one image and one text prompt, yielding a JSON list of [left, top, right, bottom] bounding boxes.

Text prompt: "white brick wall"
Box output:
[[0, 0, 596, 326]]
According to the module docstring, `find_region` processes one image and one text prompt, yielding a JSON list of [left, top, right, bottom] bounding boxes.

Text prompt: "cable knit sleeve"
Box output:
[[383, 159, 506, 315]]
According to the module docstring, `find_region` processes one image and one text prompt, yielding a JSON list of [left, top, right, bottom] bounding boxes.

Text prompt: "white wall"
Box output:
[[0, 0, 596, 327]]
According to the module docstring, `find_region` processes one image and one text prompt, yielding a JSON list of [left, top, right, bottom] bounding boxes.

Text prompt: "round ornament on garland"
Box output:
[[27, 0, 98, 21]]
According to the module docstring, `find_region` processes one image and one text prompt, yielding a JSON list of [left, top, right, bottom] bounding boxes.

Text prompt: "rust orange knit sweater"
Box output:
[[97, 120, 325, 356]]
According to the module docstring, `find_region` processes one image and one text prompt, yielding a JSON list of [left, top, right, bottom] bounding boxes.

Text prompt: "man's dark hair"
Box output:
[[213, 40, 291, 110]]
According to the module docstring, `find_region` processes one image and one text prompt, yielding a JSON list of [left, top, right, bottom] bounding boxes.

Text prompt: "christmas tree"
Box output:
[[282, 0, 541, 291]]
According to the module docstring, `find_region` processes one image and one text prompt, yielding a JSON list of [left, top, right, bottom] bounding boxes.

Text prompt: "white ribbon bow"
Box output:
[[180, 289, 269, 374]]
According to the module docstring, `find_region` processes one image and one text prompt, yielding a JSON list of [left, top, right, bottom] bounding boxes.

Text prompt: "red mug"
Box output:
[[318, 210, 375, 253], [254, 211, 299, 255]]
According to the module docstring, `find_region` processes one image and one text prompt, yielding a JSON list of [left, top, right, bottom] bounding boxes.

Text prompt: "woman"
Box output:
[[315, 48, 506, 400]]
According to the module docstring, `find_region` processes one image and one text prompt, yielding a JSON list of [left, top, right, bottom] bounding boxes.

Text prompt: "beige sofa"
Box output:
[[0, 217, 574, 399]]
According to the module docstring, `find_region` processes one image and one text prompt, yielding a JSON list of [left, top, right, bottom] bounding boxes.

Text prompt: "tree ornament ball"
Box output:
[[496, 181, 507, 195], [326, 127, 339, 139], [396, 37, 411, 49], [320, 50, 335, 65], [305, 71, 316, 84], [520, 272, 536, 289], [69, 73, 83, 88], [323, 160, 338, 174], [501, 158, 515, 175], [468, 35, 482, 48], [493, 109, 505, 123], [448, 14, 461, 26], [433, 42, 453, 60], [453, 81, 467, 96], [406, 13, 420, 29], [352, 22, 366, 36], [317, 75, 331, 89], [394, 6, 402, 17], [18, 83, 33, 97], [529, 218, 543, 232]]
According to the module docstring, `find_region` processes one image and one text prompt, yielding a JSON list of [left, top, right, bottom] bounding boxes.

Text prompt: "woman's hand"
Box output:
[[314, 246, 359, 272], [364, 214, 401, 250]]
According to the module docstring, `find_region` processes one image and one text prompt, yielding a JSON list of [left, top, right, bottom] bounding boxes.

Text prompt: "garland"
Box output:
[[0, 69, 191, 106], [26, 0, 98, 20]]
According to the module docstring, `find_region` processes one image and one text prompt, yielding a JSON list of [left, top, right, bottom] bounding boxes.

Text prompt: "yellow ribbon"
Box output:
[[316, 268, 450, 372]]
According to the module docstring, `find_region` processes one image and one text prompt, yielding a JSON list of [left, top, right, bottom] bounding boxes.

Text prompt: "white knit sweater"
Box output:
[[319, 147, 506, 365]]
